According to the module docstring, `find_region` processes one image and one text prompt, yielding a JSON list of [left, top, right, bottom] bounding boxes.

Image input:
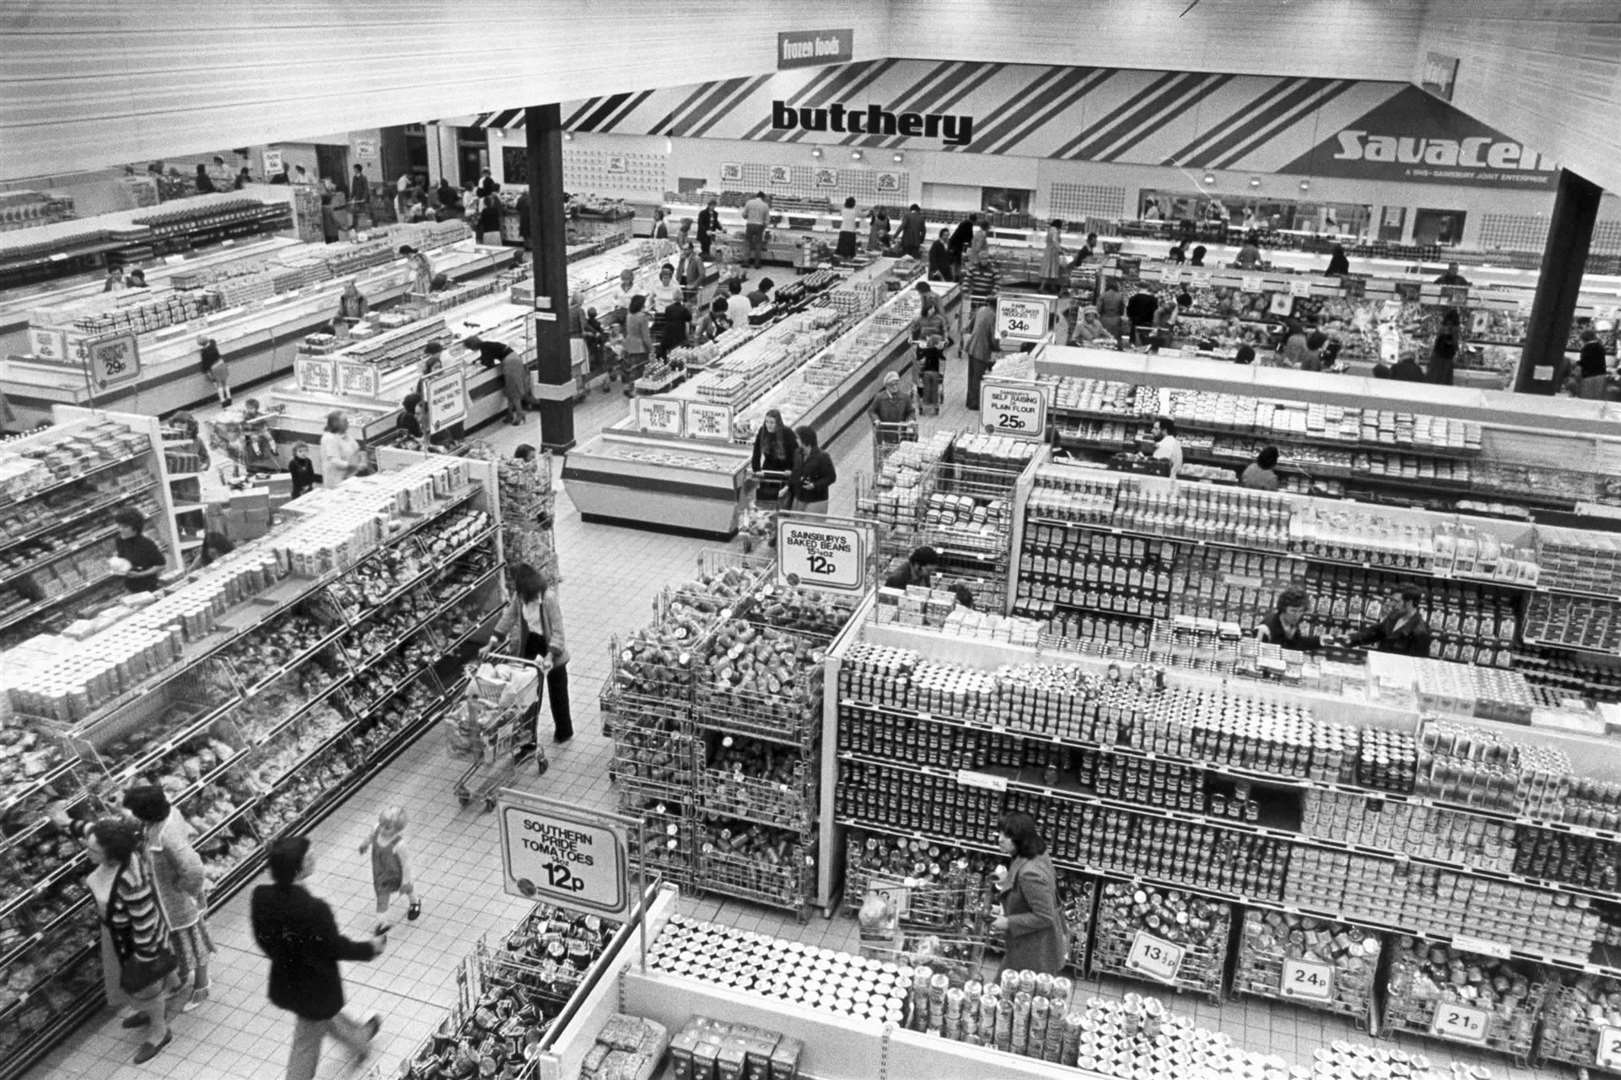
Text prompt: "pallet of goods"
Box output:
[[1381, 936, 1546, 1064], [1232, 908, 1380, 1024]]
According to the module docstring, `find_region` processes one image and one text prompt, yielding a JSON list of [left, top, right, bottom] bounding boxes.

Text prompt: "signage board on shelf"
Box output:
[[635, 396, 685, 437], [1116, 256, 1141, 280], [1449, 934, 1510, 960], [1430, 1003, 1489, 1044], [1279, 958, 1334, 1002], [776, 516, 868, 592], [495, 791, 631, 917], [1440, 284, 1470, 307], [684, 401, 733, 442], [1342, 276, 1367, 300], [1125, 931, 1184, 984], [262, 148, 284, 175], [425, 369, 467, 435], [1240, 275, 1264, 294], [85, 333, 141, 390], [1288, 278, 1311, 298], [776, 28, 854, 69], [27, 327, 69, 365], [955, 769, 1009, 792], [353, 137, 378, 160], [1188, 271, 1212, 288], [1597, 1026, 1621, 1070], [295, 356, 339, 394], [338, 361, 380, 398], [995, 294, 1053, 343], [981, 381, 1047, 440]]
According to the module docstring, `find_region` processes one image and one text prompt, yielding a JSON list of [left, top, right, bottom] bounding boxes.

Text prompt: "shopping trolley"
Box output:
[[872, 420, 919, 473], [451, 653, 550, 810], [856, 876, 989, 985]]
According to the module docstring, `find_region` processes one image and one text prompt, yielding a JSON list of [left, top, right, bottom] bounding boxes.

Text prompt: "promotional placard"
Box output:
[[338, 360, 380, 398], [995, 294, 1054, 343], [262, 148, 284, 175], [1597, 1026, 1621, 1070], [981, 381, 1047, 440], [1280, 958, 1334, 1002], [635, 396, 685, 437], [425, 369, 467, 435], [684, 401, 733, 442], [496, 791, 631, 917], [1440, 284, 1470, 307], [295, 356, 338, 394], [1288, 278, 1312, 297], [1342, 275, 1367, 299], [776, 518, 868, 592], [1240, 274, 1264, 294], [1430, 1003, 1489, 1044], [85, 333, 141, 390], [27, 327, 69, 365], [1125, 931, 1184, 984]]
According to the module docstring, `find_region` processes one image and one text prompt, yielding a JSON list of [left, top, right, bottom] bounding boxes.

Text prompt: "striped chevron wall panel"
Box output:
[[469, 59, 1548, 189]]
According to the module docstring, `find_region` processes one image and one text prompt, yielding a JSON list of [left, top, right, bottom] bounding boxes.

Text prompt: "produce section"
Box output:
[[0, 451, 503, 1078]]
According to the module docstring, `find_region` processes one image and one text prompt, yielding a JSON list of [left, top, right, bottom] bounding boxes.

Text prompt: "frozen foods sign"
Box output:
[[776, 28, 853, 69]]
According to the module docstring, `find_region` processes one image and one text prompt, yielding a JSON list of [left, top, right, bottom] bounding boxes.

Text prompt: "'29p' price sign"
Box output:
[[1430, 1003, 1489, 1045], [1280, 958, 1334, 1003], [995, 294, 1053, 343], [1125, 931, 1184, 984], [981, 382, 1047, 441], [776, 519, 867, 592], [496, 793, 630, 917]]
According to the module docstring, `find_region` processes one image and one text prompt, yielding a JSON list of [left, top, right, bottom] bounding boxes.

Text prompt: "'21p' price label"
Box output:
[[1125, 931, 1184, 984], [1280, 958, 1333, 1002], [1430, 1003, 1489, 1044]]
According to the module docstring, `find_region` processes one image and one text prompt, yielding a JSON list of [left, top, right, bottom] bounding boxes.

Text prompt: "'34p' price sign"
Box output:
[[981, 381, 1047, 441], [995, 294, 1054, 344]]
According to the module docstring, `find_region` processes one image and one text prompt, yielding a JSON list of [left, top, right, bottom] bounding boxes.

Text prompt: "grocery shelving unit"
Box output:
[[0, 451, 504, 1079], [0, 406, 179, 647], [819, 598, 1621, 1061]]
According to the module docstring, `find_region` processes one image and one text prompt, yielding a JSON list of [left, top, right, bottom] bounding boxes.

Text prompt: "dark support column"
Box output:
[[1516, 168, 1603, 394], [525, 103, 575, 451]]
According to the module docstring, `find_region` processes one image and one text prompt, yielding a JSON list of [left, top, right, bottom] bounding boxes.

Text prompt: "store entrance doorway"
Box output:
[[314, 144, 349, 190]]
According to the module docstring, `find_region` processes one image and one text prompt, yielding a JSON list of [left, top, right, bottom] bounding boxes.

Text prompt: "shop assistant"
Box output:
[[884, 546, 939, 590], [1256, 588, 1324, 651], [1347, 584, 1432, 656]]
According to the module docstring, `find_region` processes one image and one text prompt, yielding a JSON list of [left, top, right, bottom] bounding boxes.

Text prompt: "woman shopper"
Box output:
[[836, 196, 859, 260], [123, 784, 211, 1011], [992, 812, 1068, 976], [113, 507, 166, 593], [1040, 219, 1066, 294], [621, 294, 653, 393], [912, 291, 951, 409], [750, 409, 798, 506], [78, 816, 178, 1063], [1430, 308, 1461, 386], [320, 411, 364, 489], [1097, 281, 1127, 344], [490, 562, 574, 750], [788, 426, 835, 514]]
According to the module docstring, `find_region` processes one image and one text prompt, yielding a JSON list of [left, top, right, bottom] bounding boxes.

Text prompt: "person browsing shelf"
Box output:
[[113, 508, 166, 593], [992, 812, 1068, 976], [1241, 446, 1281, 491], [1346, 584, 1433, 657], [1256, 588, 1324, 651], [884, 546, 939, 590], [1148, 417, 1183, 479]]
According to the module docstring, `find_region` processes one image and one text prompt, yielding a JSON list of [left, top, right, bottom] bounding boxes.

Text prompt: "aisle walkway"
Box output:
[[31, 340, 1542, 1080]]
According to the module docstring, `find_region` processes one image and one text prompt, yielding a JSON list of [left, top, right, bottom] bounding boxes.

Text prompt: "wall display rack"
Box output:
[[0, 450, 504, 1079]]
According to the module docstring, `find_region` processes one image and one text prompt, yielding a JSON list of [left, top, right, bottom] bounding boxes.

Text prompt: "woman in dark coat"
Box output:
[[993, 811, 1068, 975], [749, 408, 798, 505]]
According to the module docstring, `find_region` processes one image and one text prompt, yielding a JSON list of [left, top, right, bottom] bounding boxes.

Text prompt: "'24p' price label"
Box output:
[[1430, 1003, 1489, 1044], [1125, 931, 1184, 984], [1280, 958, 1333, 1002]]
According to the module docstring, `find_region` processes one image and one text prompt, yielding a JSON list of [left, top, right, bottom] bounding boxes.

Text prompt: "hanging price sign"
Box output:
[[495, 791, 631, 917], [635, 396, 684, 437], [684, 401, 733, 442], [1126, 931, 1184, 983], [995, 294, 1054, 343], [776, 518, 868, 592], [85, 333, 141, 389], [1280, 958, 1334, 1002], [981, 381, 1047, 440], [1430, 1003, 1489, 1044], [1597, 1026, 1621, 1070]]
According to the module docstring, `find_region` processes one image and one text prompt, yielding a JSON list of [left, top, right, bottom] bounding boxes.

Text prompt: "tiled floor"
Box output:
[[29, 280, 1557, 1080]]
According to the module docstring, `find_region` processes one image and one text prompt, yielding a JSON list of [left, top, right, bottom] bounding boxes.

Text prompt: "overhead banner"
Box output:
[[776, 28, 852, 70], [524, 61, 1554, 187]]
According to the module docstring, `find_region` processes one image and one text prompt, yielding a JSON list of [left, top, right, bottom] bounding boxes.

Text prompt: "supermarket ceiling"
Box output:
[[1, 0, 1618, 194]]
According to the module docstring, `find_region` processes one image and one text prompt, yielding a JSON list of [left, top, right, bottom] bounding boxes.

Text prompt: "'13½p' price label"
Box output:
[[1280, 958, 1333, 1002], [1125, 931, 1184, 983], [1431, 1003, 1489, 1044]]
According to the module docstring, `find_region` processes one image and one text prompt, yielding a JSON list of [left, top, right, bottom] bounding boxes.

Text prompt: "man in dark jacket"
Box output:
[[696, 198, 723, 259], [898, 204, 928, 258], [1347, 584, 1433, 657], [252, 837, 386, 1080], [947, 214, 977, 276], [928, 228, 953, 281]]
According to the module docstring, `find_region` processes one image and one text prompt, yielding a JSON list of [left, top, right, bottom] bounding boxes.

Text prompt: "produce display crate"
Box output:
[[608, 718, 698, 807], [1089, 882, 1232, 1001], [1380, 935, 1546, 1065], [692, 622, 823, 746], [697, 744, 816, 832], [738, 581, 863, 645], [1055, 871, 1097, 980], [624, 800, 695, 885], [1536, 973, 1621, 1071], [841, 832, 997, 930], [1232, 908, 1380, 1026], [599, 634, 699, 738], [696, 828, 816, 916]]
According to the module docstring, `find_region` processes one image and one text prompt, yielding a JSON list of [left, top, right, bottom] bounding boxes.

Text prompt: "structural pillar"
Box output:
[[1516, 168, 1603, 394], [525, 103, 575, 451]]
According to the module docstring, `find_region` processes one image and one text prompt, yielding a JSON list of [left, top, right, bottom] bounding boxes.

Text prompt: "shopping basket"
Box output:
[[451, 653, 549, 811]]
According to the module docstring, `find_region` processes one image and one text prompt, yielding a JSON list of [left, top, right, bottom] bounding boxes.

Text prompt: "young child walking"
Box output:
[[358, 807, 421, 922]]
